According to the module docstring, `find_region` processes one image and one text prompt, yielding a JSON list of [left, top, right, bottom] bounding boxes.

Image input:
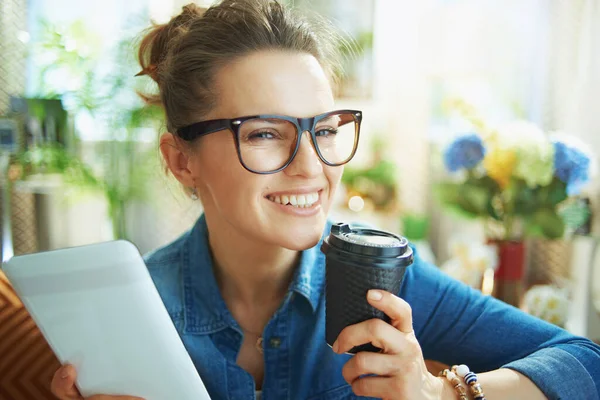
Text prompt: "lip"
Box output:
[[265, 187, 324, 197]]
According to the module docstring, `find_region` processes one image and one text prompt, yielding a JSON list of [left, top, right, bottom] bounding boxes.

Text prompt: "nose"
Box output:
[[284, 131, 323, 178]]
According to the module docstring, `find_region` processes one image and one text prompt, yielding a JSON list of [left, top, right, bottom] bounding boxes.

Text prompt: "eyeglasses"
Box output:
[[177, 109, 362, 174]]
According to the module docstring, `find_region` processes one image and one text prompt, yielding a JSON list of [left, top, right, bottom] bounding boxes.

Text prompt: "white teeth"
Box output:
[[268, 192, 319, 207]]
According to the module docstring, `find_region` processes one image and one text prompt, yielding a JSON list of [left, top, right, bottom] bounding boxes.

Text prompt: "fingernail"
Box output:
[[332, 340, 339, 353], [368, 290, 383, 301], [60, 371, 69, 379]]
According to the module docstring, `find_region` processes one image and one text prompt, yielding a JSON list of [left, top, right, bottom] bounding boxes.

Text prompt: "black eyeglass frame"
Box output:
[[177, 109, 362, 174]]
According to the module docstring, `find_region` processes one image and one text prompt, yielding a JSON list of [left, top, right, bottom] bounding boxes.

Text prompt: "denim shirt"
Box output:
[[144, 215, 600, 400]]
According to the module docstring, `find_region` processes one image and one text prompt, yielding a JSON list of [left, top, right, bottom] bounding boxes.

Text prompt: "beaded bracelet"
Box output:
[[439, 369, 468, 400], [452, 364, 486, 400]]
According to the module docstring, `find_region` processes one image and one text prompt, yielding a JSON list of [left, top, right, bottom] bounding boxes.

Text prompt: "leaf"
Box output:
[[16, 144, 102, 191], [530, 208, 566, 239], [460, 183, 490, 215], [467, 174, 500, 191], [433, 182, 484, 219], [441, 203, 481, 220], [463, 175, 502, 220], [559, 200, 591, 231], [486, 198, 502, 221], [536, 177, 568, 207], [433, 182, 461, 203], [548, 178, 568, 205], [341, 160, 398, 190], [513, 184, 537, 215], [401, 214, 430, 241], [523, 217, 545, 238]]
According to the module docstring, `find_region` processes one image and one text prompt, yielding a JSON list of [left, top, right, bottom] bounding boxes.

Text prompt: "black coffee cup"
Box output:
[[321, 222, 414, 354]]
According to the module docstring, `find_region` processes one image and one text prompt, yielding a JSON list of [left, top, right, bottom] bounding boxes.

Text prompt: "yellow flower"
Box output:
[[483, 145, 517, 188]]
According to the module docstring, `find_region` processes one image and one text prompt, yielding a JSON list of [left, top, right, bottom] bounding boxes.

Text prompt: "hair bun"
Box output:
[[181, 3, 207, 19], [136, 3, 206, 85]]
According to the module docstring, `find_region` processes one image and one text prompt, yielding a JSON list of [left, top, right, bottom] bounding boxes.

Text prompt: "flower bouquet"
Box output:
[[435, 100, 595, 305], [436, 113, 593, 241]]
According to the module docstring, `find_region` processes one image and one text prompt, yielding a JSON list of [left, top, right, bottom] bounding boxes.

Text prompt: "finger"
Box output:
[[367, 289, 413, 333], [342, 352, 400, 384], [334, 318, 405, 355], [351, 376, 392, 399], [51, 365, 82, 399], [88, 396, 146, 400]]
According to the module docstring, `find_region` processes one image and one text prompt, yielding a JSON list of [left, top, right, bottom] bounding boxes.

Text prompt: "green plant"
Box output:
[[401, 214, 430, 241], [21, 18, 164, 240], [341, 135, 399, 211], [434, 100, 593, 240], [15, 143, 98, 188]]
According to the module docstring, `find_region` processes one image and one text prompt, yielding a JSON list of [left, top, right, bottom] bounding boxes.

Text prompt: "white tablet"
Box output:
[[2, 240, 211, 400]]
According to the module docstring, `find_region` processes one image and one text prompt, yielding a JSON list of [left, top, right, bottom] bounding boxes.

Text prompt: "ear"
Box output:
[[159, 132, 196, 188]]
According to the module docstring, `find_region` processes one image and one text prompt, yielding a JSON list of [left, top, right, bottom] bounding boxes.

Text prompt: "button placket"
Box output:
[[269, 337, 282, 349]]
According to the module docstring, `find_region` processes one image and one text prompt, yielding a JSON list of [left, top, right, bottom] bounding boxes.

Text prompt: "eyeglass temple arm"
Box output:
[[177, 119, 232, 141]]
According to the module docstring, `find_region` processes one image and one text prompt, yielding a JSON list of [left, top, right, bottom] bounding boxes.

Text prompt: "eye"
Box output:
[[316, 127, 338, 137], [247, 131, 278, 141]]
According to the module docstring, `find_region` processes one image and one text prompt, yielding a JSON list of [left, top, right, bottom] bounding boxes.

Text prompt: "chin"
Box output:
[[276, 220, 326, 251]]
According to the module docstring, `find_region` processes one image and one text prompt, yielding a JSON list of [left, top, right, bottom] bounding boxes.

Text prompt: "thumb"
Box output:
[[51, 364, 82, 399]]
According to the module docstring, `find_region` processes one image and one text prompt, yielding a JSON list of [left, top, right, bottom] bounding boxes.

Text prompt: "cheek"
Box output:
[[322, 166, 343, 209], [196, 133, 237, 163], [192, 143, 266, 212], [192, 136, 247, 198], [196, 161, 251, 203], [326, 166, 344, 190]]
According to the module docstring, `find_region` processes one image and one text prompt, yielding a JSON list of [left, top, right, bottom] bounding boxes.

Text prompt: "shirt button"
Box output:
[[269, 337, 282, 348]]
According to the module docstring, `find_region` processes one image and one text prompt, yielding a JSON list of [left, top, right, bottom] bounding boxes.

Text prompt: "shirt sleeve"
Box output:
[[401, 253, 600, 400]]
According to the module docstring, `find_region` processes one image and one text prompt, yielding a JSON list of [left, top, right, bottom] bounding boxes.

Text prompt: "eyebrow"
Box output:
[[317, 115, 342, 124], [264, 118, 290, 125], [245, 118, 290, 126]]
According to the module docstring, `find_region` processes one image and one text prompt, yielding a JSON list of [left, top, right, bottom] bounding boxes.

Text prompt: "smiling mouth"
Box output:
[[266, 191, 321, 208]]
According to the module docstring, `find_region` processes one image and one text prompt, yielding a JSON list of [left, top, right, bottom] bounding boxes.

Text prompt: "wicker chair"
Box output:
[[0, 270, 60, 400]]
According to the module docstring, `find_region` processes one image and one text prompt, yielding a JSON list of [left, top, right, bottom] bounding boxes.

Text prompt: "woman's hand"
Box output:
[[50, 365, 145, 400], [332, 290, 450, 400]]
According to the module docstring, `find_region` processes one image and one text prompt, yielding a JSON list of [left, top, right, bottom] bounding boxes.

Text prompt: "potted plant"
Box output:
[[434, 100, 594, 306], [14, 19, 164, 241]]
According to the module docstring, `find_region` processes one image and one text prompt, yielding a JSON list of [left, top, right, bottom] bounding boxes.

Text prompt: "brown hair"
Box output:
[[137, 0, 350, 136]]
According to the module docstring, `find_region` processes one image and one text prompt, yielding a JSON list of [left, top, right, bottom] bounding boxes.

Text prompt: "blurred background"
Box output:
[[1, 0, 599, 341]]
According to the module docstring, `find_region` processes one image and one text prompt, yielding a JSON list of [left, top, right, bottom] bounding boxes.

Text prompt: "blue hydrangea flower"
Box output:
[[553, 140, 591, 195], [444, 134, 486, 172]]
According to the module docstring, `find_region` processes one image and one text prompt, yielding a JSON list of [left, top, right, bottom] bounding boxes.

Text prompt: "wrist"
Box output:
[[438, 376, 461, 400]]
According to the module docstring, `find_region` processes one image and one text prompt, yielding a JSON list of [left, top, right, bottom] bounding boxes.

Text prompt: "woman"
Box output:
[[51, 1, 600, 399]]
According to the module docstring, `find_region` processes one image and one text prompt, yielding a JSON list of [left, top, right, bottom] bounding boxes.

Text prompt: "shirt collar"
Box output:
[[288, 226, 331, 311], [181, 215, 332, 335]]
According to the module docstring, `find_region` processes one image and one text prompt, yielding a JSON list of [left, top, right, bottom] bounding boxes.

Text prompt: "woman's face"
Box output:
[[188, 50, 343, 250]]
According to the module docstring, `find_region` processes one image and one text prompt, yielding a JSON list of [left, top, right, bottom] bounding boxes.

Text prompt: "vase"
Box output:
[[527, 239, 573, 287], [488, 240, 526, 307]]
